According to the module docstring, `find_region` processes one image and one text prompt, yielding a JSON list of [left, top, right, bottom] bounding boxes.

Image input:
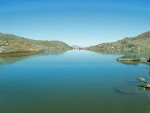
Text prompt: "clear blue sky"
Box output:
[[0, 0, 150, 46]]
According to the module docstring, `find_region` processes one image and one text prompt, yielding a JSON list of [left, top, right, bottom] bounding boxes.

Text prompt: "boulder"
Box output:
[[117, 57, 141, 61], [141, 83, 150, 88], [137, 77, 146, 82], [147, 58, 150, 62]]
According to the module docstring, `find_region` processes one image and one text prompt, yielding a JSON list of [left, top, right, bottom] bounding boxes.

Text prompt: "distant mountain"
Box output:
[[0, 33, 72, 54], [71, 45, 81, 49], [85, 31, 150, 52]]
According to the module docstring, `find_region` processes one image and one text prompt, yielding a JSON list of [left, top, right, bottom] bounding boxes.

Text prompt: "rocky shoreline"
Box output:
[[137, 77, 150, 90], [117, 55, 150, 90], [117, 56, 150, 64]]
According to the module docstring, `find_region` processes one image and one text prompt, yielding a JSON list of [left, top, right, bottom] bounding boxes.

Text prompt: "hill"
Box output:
[[85, 31, 150, 52], [0, 33, 72, 54]]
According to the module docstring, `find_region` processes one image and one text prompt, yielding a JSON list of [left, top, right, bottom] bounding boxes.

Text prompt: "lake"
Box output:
[[0, 50, 150, 113]]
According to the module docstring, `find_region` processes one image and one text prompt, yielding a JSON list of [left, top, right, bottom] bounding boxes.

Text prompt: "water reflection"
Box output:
[[113, 86, 136, 95], [88, 50, 150, 58], [0, 50, 67, 65], [117, 60, 140, 66], [0, 50, 150, 113], [0, 52, 37, 65]]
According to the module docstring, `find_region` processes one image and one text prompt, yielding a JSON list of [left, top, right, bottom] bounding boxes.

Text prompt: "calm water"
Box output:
[[0, 50, 150, 113]]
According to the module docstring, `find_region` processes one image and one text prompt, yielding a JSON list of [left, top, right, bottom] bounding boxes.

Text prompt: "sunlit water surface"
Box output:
[[0, 50, 150, 113]]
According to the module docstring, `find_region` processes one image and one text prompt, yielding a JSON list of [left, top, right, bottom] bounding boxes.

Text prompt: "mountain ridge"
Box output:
[[0, 33, 72, 54], [85, 31, 150, 52]]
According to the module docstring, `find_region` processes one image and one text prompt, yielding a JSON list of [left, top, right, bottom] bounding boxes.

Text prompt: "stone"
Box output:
[[117, 57, 141, 61], [148, 58, 150, 62], [142, 83, 150, 88], [137, 77, 146, 82]]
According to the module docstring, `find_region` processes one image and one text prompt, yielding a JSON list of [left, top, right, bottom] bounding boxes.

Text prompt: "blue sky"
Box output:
[[0, 0, 150, 46]]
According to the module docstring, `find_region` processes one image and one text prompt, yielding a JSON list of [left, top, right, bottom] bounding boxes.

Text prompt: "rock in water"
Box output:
[[137, 77, 146, 82], [148, 58, 150, 62], [141, 83, 150, 88]]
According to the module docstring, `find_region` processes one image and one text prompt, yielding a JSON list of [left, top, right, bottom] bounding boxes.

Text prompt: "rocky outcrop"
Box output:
[[0, 33, 72, 54], [117, 55, 150, 65], [117, 57, 141, 62], [137, 77, 150, 90], [148, 58, 150, 62]]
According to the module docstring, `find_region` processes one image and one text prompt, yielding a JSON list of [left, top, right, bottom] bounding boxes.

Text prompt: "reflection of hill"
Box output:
[[88, 50, 150, 58], [0, 52, 39, 65], [122, 51, 150, 58], [85, 50, 122, 55], [42, 50, 67, 56], [0, 57, 27, 65], [0, 51, 67, 65], [117, 60, 140, 66]]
